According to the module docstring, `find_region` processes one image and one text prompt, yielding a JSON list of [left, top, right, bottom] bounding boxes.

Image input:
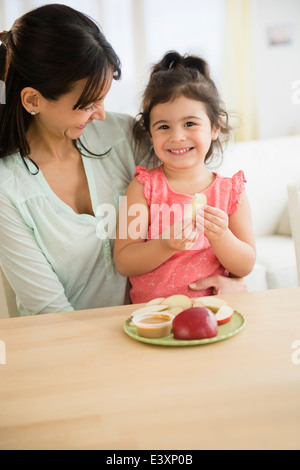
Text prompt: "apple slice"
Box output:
[[192, 300, 205, 308], [146, 297, 165, 306], [215, 305, 234, 325], [200, 296, 227, 313], [131, 304, 169, 317], [167, 306, 184, 316], [187, 193, 207, 221], [162, 294, 192, 310]]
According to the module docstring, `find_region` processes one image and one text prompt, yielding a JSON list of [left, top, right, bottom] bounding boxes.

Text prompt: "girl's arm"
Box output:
[[199, 191, 256, 277], [114, 177, 197, 277]]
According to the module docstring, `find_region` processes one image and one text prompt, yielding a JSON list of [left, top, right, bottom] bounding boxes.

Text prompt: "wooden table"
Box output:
[[0, 287, 300, 450]]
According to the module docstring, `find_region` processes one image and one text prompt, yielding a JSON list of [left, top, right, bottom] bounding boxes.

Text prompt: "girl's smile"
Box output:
[[167, 147, 195, 155]]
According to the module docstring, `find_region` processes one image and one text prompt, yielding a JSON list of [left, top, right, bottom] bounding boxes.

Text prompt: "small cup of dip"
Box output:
[[132, 312, 174, 339]]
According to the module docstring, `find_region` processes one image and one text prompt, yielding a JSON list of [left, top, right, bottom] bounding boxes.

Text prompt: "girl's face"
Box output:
[[149, 95, 219, 171], [35, 73, 113, 140]]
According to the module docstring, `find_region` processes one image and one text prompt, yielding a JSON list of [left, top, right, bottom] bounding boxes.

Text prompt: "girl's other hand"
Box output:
[[196, 205, 228, 241]]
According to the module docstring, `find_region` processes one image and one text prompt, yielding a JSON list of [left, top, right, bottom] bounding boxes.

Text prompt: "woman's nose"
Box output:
[[93, 107, 106, 121], [90, 103, 106, 121]]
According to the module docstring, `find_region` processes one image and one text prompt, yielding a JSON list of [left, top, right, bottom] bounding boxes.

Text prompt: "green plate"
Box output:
[[123, 311, 245, 346]]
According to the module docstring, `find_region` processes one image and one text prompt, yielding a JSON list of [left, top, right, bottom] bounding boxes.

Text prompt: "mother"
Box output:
[[0, 4, 246, 316]]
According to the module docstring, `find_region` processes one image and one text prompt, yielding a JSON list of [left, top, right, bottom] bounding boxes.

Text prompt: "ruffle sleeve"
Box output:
[[134, 166, 152, 206], [229, 170, 247, 214]]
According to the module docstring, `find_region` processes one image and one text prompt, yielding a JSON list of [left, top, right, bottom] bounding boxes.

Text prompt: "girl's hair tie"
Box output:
[[0, 30, 10, 47]]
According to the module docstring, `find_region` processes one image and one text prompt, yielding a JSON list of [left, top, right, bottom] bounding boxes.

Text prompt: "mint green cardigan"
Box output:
[[0, 113, 149, 316]]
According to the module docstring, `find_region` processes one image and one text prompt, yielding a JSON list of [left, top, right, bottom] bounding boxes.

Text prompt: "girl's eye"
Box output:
[[84, 104, 95, 112], [158, 124, 169, 130], [185, 121, 195, 127]]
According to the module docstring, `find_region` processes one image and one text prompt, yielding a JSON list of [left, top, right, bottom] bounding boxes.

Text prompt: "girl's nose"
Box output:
[[170, 128, 186, 142]]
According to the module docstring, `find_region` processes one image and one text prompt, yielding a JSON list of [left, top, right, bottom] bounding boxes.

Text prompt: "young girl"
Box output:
[[114, 51, 256, 303]]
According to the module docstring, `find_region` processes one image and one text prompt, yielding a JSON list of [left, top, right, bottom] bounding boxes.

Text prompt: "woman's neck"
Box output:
[[26, 123, 77, 165]]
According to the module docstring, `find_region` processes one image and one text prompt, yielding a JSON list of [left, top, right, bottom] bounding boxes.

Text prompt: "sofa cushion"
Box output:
[[254, 235, 298, 289], [214, 135, 300, 237], [245, 262, 268, 292]]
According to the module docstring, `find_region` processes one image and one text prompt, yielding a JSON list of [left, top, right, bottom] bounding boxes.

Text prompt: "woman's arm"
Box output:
[[199, 191, 256, 277], [0, 190, 74, 315], [114, 177, 197, 277]]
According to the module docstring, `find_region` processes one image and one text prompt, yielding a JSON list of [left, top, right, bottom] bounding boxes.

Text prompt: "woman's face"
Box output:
[[35, 72, 113, 140]]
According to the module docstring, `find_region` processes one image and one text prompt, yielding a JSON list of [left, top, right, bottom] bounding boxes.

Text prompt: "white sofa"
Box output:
[[215, 134, 300, 291]]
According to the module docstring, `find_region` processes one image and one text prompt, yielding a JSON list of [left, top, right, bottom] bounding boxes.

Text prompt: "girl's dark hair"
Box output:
[[0, 3, 121, 163], [134, 51, 232, 165]]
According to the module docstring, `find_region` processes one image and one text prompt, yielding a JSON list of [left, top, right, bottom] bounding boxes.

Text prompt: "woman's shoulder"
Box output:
[[0, 154, 22, 186], [0, 153, 40, 201], [81, 112, 135, 153]]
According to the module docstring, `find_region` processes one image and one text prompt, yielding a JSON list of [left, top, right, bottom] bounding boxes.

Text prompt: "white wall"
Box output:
[[254, 0, 300, 139], [1, 0, 299, 140]]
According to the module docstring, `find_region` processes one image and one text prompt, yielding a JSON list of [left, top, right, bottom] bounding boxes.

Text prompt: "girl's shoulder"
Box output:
[[134, 165, 162, 183], [133, 165, 163, 206], [212, 170, 246, 214], [215, 170, 246, 191]]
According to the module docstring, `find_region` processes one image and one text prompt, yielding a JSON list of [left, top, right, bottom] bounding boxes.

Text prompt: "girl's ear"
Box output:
[[212, 128, 220, 141], [212, 120, 221, 141]]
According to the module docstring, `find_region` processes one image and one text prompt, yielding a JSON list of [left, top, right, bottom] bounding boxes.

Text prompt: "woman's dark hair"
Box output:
[[0, 3, 121, 165], [134, 51, 232, 165]]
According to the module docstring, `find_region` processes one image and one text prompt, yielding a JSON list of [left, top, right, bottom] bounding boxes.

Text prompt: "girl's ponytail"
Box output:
[[152, 51, 211, 80]]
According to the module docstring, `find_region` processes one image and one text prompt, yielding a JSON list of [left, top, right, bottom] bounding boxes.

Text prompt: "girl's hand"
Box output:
[[196, 205, 229, 241], [159, 217, 200, 252]]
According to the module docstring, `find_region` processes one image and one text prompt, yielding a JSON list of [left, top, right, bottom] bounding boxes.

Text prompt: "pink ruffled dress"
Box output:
[[129, 165, 246, 303]]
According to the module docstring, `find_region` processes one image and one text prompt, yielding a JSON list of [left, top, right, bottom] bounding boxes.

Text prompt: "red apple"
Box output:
[[172, 307, 218, 340]]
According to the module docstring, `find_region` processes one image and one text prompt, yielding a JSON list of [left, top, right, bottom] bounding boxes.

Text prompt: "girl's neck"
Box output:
[[161, 163, 214, 195]]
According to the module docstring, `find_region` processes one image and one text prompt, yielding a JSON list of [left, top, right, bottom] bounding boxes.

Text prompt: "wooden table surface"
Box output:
[[0, 287, 300, 450]]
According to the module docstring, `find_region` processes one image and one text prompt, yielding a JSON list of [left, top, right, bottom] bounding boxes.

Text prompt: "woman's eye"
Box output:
[[84, 104, 95, 112]]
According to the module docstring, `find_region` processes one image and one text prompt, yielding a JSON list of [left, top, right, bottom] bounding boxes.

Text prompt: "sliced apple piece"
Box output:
[[131, 304, 169, 317], [215, 305, 234, 325], [187, 193, 207, 221], [167, 306, 184, 316], [200, 296, 227, 313], [161, 294, 192, 310], [192, 300, 205, 308], [146, 297, 165, 306]]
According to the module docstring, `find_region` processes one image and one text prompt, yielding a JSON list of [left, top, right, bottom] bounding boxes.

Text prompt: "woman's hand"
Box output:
[[188, 275, 248, 295]]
